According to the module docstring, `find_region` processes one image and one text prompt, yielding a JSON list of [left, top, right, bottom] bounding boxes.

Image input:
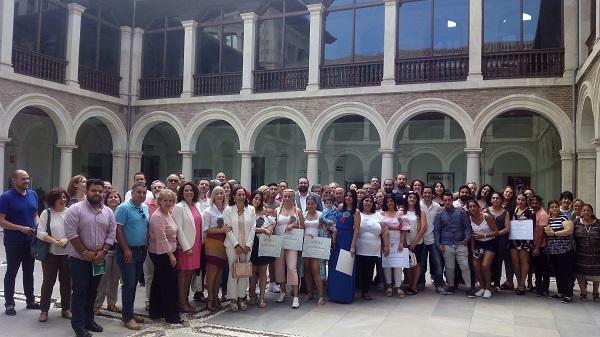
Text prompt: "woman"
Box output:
[[571, 199, 584, 222], [468, 200, 498, 299], [374, 190, 385, 212], [351, 196, 387, 300], [201, 186, 229, 311], [303, 196, 326, 305], [224, 186, 256, 311], [433, 182, 446, 205], [488, 192, 512, 291], [530, 195, 550, 296], [327, 190, 359, 303], [94, 191, 123, 314], [476, 184, 494, 209], [148, 189, 182, 324], [37, 188, 71, 322], [66, 175, 86, 206], [501, 186, 516, 217], [274, 189, 304, 309], [403, 191, 427, 295], [510, 194, 535, 295], [545, 200, 575, 303], [172, 182, 203, 313], [249, 190, 275, 308], [410, 179, 424, 197], [221, 181, 233, 204], [574, 204, 600, 302], [559, 191, 574, 218], [381, 194, 408, 297]]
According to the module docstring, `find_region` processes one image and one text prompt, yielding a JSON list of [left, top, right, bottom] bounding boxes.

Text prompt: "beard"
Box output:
[[298, 186, 309, 193], [88, 195, 102, 206], [460, 195, 470, 202]]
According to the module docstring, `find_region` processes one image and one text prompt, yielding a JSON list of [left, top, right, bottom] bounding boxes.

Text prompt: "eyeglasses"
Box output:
[[168, 179, 179, 183]]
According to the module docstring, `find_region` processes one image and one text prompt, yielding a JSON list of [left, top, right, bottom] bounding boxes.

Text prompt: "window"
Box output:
[[13, 0, 67, 58], [323, 0, 384, 64], [483, 0, 562, 52], [196, 8, 243, 74], [256, 0, 310, 70], [142, 16, 185, 78], [79, 4, 120, 74]]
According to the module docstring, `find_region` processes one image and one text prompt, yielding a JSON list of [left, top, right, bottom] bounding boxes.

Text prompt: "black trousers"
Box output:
[[532, 248, 550, 293], [356, 255, 378, 293], [149, 252, 180, 321], [69, 257, 101, 334], [3, 240, 35, 307], [549, 250, 575, 297], [492, 236, 512, 286]]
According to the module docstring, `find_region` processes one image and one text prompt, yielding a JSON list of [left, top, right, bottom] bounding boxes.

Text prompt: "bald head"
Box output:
[[12, 170, 30, 192]]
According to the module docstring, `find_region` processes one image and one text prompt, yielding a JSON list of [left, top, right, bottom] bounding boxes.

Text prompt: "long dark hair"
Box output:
[[358, 195, 375, 214], [476, 184, 494, 207], [250, 189, 264, 212], [404, 190, 421, 215], [229, 185, 248, 206], [381, 193, 397, 212], [343, 189, 358, 213], [177, 182, 199, 203]]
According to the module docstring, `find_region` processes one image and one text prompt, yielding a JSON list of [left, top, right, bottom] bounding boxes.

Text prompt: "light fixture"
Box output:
[[522, 13, 531, 21], [447, 20, 457, 28]]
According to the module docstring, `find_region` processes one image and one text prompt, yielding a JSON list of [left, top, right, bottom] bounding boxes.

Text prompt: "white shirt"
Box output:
[[198, 197, 210, 212], [420, 200, 442, 245], [124, 190, 154, 203], [356, 212, 383, 257], [37, 209, 68, 255], [405, 210, 423, 245], [298, 194, 308, 212]]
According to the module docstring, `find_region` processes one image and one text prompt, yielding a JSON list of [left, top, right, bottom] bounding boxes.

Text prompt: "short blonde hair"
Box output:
[[157, 189, 176, 203]]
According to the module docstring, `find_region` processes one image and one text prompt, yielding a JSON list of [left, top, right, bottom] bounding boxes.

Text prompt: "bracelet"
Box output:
[[82, 250, 88, 256]]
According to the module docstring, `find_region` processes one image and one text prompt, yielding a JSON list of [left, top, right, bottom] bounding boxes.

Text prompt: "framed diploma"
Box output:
[[258, 234, 283, 257], [282, 228, 304, 251], [302, 236, 332, 260], [509, 220, 534, 240]]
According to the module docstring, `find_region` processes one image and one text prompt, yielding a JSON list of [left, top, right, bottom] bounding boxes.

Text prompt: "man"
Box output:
[[103, 181, 113, 199], [453, 184, 471, 210], [0, 170, 40, 315], [467, 182, 477, 197], [370, 176, 381, 191], [311, 184, 323, 197], [124, 172, 153, 202], [64, 179, 117, 337], [393, 173, 409, 203], [333, 187, 345, 206], [166, 174, 180, 193], [216, 172, 226, 183], [433, 192, 475, 297], [178, 173, 186, 184], [418, 185, 443, 290], [383, 178, 394, 194], [197, 178, 210, 212], [267, 182, 280, 209], [142, 180, 165, 311], [295, 177, 322, 212], [145, 180, 165, 217], [208, 179, 221, 198], [115, 183, 149, 330]]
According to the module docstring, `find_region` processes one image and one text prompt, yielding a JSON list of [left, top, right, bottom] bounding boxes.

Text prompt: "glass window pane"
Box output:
[[257, 18, 284, 70], [168, 16, 182, 28], [354, 6, 384, 62], [40, 1, 67, 58], [284, 15, 310, 68], [483, 0, 521, 52], [330, 0, 354, 7], [434, 0, 468, 55], [13, 0, 39, 51], [398, 0, 432, 58], [79, 16, 98, 68], [222, 8, 241, 21], [263, 0, 284, 16], [523, 0, 562, 49], [222, 22, 244, 72], [98, 25, 120, 73], [165, 30, 184, 76], [142, 32, 164, 78], [197, 25, 221, 74], [323, 10, 353, 64], [146, 17, 165, 30], [200, 8, 222, 23], [285, 0, 307, 12]]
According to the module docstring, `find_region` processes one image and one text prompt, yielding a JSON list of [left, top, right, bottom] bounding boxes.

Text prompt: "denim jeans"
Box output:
[[69, 257, 102, 334], [116, 245, 146, 322], [419, 243, 444, 287], [442, 244, 471, 288], [3, 240, 35, 307]]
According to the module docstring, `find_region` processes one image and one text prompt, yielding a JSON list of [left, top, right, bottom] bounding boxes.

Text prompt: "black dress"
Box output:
[[250, 214, 276, 266]]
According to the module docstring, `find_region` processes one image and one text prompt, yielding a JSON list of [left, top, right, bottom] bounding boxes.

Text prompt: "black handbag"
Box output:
[[30, 208, 52, 261]]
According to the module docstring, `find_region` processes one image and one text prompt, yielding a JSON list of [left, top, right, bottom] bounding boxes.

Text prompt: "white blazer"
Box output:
[[223, 205, 256, 249], [172, 201, 203, 252]]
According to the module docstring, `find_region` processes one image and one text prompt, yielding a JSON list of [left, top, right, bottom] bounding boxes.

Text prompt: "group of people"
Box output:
[[1, 170, 599, 337]]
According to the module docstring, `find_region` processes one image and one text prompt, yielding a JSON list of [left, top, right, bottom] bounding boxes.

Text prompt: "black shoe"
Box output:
[[25, 302, 40, 310], [74, 329, 92, 337], [86, 321, 103, 332], [166, 317, 184, 324], [466, 289, 477, 298], [561, 296, 573, 304], [5, 307, 16, 316]]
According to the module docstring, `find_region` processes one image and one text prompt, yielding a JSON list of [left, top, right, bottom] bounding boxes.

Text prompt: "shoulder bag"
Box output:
[[31, 208, 52, 261]]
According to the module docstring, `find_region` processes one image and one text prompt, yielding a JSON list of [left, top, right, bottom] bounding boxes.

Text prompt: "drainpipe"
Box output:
[[124, 0, 137, 191], [571, 0, 580, 196]]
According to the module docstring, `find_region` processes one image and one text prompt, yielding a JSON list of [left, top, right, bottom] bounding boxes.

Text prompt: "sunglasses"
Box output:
[[168, 179, 179, 183]]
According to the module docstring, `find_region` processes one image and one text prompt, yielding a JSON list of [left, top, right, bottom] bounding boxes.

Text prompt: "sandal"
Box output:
[[500, 283, 514, 291], [404, 288, 418, 296], [107, 305, 120, 312], [580, 293, 588, 302], [317, 297, 326, 306], [206, 300, 218, 312], [397, 288, 406, 298], [258, 300, 267, 308], [385, 286, 393, 297], [594, 293, 600, 302]]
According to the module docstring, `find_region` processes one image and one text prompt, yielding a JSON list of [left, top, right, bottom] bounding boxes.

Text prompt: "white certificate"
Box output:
[[282, 229, 304, 251], [335, 249, 355, 276], [302, 236, 331, 260], [381, 244, 409, 268], [258, 234, 283, 257], [509, 220, 534, 240]]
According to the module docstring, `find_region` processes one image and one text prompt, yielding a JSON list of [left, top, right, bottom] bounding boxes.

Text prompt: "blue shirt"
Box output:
[[433, 206, 471, 247], [0, 188, 38, 243], [115, 200, 149, 247], [321, 206, 337, 226]]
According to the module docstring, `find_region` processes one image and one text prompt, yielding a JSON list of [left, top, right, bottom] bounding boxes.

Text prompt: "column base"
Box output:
[[306, 83, 319, 92], [66, 80, 80, 88], [381, 78, 396, 86], [467, 73, 483, 81], [240, 88, 253, 95], [0, 63, 13, 73], [180, 92, 193, 98]]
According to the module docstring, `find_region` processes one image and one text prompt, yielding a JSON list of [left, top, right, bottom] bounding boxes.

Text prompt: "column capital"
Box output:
[[181, 20, 198, 29], [559, 149, 574, 160], [383, 0, 399, 4], [56, 144, 78, 151], [120, 26, 132, 34], [111, 150, 127, 158], [178, 150, 196, 156], [133, 27, 144, 35], [67, 3, 86, 15], [577, 149, 596, 159], [591, 138, 600, 147], [129, 151, 143, 159], [240, 12, 258, 21], [464, 147, 482, 154], [304, 149, 320, 155], [238, 150, 255, 157], [306, 3, 325, 13], [378, 148, 395, 154], [0, 137, 11, 144]]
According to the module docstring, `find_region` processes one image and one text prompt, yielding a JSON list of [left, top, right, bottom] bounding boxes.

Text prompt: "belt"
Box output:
[[129, 245, 146, 249]]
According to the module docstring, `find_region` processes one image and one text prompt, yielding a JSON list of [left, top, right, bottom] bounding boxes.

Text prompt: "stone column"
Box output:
[[563, 0, 577, 76], [57, 144, 78, 189], [559, 150, 574, 192], [127, 151, 143, 189], [0, 137, 10, 192], [382, 0, 398, 85], [465, 147, 482, 186], [111, 151, 126, 195], [467, 0, 483, 80], [597, 0, 600, 42], [0, 0, 14, 72], [239, 151, 254, 189], [380, 149, 395, 180], [577, 149, 596, 206], [305, 150, 320, 187], [181, 20, 198, 98], [593, 139, 600, 211], [130, 28, 144, 100], [65, 3, 86, 87], [240, 13, 257, 95], [119, 26, 132, 99], [179, 150, 195, 182], [306, 4, 324, 91]]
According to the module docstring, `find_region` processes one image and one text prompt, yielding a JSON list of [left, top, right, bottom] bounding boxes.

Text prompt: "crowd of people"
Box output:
[[1, 169, 599, 337]]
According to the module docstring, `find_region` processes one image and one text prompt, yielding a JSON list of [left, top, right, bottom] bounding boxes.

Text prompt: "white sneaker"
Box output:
[[270, 283, 281, 293], [276, 293, 287, 303], [475, 289, 485, 297], [291, 297, 300, 309], [483, 289, 492, 299]]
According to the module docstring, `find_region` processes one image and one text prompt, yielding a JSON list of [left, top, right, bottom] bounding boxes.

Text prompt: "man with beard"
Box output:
[[65, 179, 117, 337], [295, 177, 322, 212], [453, 185, 472, 210], [383, 178, 395, 194], [393, 173, 409, 204], [197, 178, 210, 212]]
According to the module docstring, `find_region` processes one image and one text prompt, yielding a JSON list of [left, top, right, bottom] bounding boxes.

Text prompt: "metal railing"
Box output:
[[253, 68, 308, 93], [194, 72, 242, 96], [395, 55, 468, 84], [320, 61, 383, 88], [79, 65, 121, 97], [12, 46, 67, 83], [139, 77, 183, 99], [482, 49, 564, 79]]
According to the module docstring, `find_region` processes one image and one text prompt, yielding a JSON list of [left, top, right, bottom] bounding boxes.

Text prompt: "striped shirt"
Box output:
[[546, 215, 575, 254]]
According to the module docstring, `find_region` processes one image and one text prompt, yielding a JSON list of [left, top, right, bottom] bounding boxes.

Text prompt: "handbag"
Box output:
[[408, 250, 417, 268], [31, 208, 52, 261], [232, 253, 252, 278]]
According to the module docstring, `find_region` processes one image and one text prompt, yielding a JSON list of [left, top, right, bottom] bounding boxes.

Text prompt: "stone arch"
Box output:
[[2, 93, 73, 144], [129, 111, 186, 152], [577, 81, 596, 148], [312, 102, 386, 150], [473, 95, 573, 150], [184, 109, 244, 152], [386, 98, 475, 149], [72, 106, 127, 152], [243, 106, 311, 151], [487, 145, 536, 171]]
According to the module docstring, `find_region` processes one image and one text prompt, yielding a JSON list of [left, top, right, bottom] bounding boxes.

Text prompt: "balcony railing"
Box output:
[[139, 77, 183, 99], [395, 55, 468, 84], [12, 46, 67, 83], [253, 68, 308, 93], [482, 49, 564, 79], [320, 61, 383, 89], [194, 72, 242, 96], [78, 66, 121, 97]]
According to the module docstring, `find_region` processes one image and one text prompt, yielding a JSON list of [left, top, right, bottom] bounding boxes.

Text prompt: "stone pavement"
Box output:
[[1, 243, 600, 337]]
